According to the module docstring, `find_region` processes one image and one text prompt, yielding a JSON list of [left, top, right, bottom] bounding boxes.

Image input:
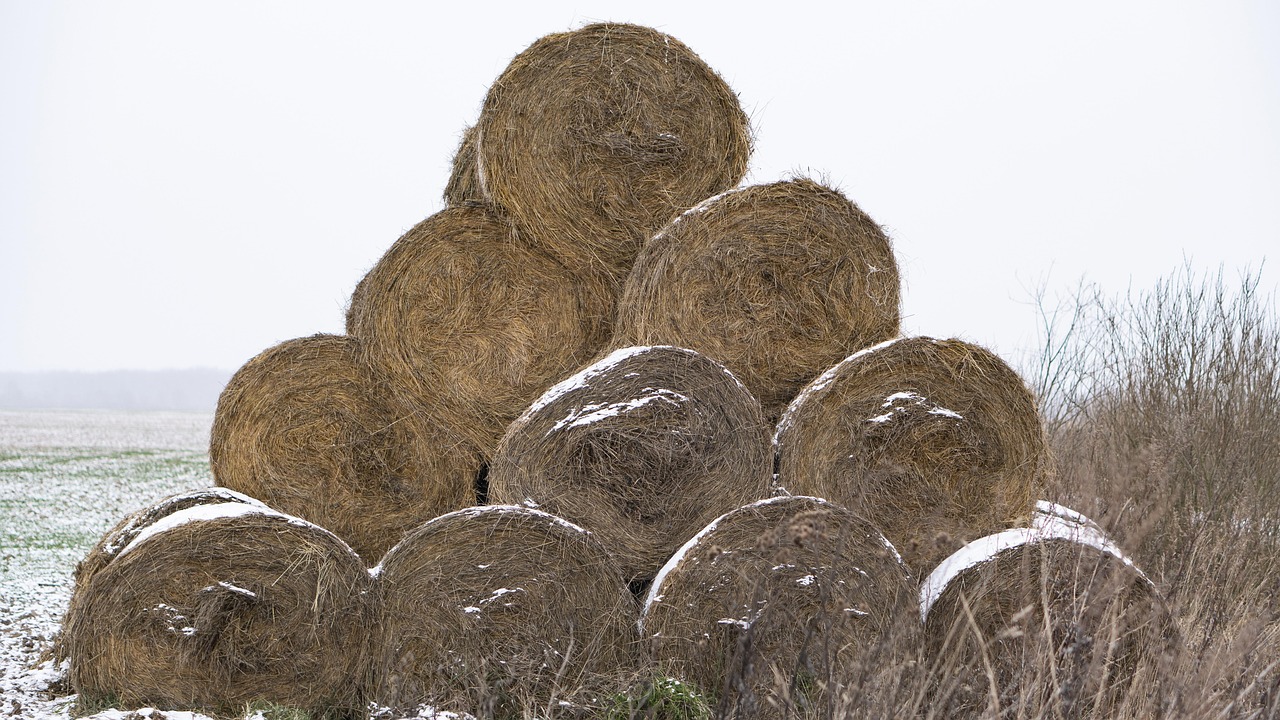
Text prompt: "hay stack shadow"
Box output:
[[774, 336, 1049, 576], [371, 505, 639, 717], [210, 333, 479, 560], [920, 501, 1180, 719], [487, 345, 774, 584], [61, 491, 375, 716], [640, 495, 918, 719], [613, 178, 901, 422]]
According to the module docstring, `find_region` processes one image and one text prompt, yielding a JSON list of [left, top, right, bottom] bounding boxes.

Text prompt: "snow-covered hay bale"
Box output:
[[372, 505, 638, 716], [210, 333, 476, 561], [443, 125, 483, 206], [641, 496, 917, 717], [774, 336, 1048, 575], [73, 488, 263, 592], [920, 502, 1178, 718], [346, 204, 614, 455], [612, 179, 900, 421], [475, 22, 751, 280], [487, 345, 774, 582], [61, 502, 375, 716]]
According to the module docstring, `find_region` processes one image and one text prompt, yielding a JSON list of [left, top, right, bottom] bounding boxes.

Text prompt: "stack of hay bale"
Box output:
[[59, 21, 1178, 720]]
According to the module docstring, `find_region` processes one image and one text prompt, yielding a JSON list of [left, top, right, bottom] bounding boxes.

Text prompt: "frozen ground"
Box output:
[[0, 410, 217, 719]]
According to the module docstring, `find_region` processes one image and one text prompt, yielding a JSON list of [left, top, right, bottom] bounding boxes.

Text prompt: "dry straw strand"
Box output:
[[641, 495, 918, 719], [62, 501, 376, 716], [613, 178, 901, 422], [774, 336, 1048, 576], [346, 204, 614, 458], [210, 333, 476, 561], [475, 22, 752, 281], [487, 345, 774, 584], [372, 504, 639, 717]]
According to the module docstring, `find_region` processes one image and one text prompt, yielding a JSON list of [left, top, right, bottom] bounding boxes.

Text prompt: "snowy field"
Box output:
[[0, 410, 218, 719]]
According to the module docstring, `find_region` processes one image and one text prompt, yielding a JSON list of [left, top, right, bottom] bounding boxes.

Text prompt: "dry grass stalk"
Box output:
[[346, 204, 614, 457], [210, 333, 477, 561], [641, 495, 918, 719], [774, 336, 1049, 577], [61, 499, 375, 716], [487, 345, 774, 583], [920, 502, 1178, 719], [475, 22, 751, 281], [612, 178, 901, 422], [371, 505, 639, 717]]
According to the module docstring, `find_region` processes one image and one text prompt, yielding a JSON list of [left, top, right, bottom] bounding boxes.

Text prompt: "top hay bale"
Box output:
[[210, 333, 478, 561], [487, 345, 773, 583], [612, 178, 901, 421], [920, 501, 1179, 718], [774, 337, 1048, 576], [475, 22, 752, 281], [346, 204, 614, 456]]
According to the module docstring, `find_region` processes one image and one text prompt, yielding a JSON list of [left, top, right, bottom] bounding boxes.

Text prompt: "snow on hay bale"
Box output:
[[487, 345, 774, 583], [475, 22, 751, 280], [774, 336, 1048, 576], [612, 178, 901, 422], [920, 501, 1179, 718], [61, 500, 375, 716], [640, 495, 917, 717], [210, 333, 478, 561], [346, 204, 614, 456], [371, 505, 638, 716], [443, 125, 483, 206], [73, 487, 263, 592]]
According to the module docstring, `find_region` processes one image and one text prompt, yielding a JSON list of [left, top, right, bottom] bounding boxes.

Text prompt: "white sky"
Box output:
[[2, 1, 1277, 373]]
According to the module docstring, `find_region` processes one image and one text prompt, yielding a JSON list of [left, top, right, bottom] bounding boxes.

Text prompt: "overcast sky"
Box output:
[[2, 1, 1277, 375]]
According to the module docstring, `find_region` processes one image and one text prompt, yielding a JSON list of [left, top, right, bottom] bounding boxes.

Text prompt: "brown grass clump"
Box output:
[[920, 502, 1178, 719], [640, 495, 918, 718], [346, 204, 614, 456], [774, 336, 1048, 577], [443, 125, 483, 206], [612, 179, 901, 421], [487, 345, 774, 583], [371, 504, 639, 717], [210, 333, 478, 561], [61, 500, 375, 716], [475, 22, 752, 281]]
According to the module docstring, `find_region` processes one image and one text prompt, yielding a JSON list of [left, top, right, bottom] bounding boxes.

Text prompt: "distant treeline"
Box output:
[[0, 369, 231, 412]]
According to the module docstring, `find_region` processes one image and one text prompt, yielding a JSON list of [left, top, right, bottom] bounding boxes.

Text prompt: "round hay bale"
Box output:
[[443, 125, 484, 206], [371, 505, 638, 717], [345, 204, 615, 456], [774, 336, 1048, 576], [475, 22, 752, 280], [487, 345, 774, 583], [640, 495, 917, 718], [210, 333, 479, 561], [612, 179, 901, 421], [61, 501, 375, 716], [73, 487, 263, 592], [920, 501, 1179, 719]]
